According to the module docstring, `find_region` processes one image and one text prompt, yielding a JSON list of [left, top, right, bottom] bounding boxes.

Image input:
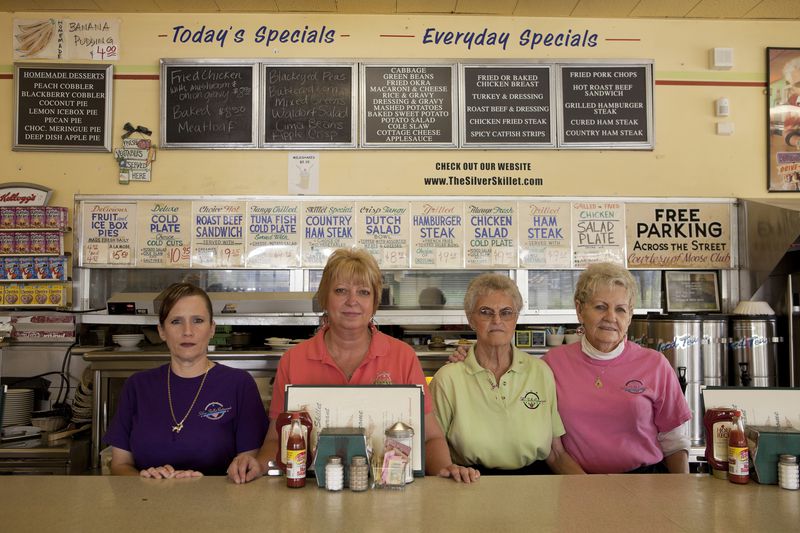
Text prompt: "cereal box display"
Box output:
[[44, 232, 61, 254], [13, 232, 30, 254], [5, 257, 21, 280], [29, 206, 46, 228], [4, 283, 20, 305], [19, 284, 36, 305], [29, 232, 46, 254], [48, 283, 64, 305], [0, 232, 13, 254], [18, 257, 35, 280], [45, 207, 68, 230], [14, 206, 30, 228], [0, 207, 15, 228], [34, 284, 49, 305]]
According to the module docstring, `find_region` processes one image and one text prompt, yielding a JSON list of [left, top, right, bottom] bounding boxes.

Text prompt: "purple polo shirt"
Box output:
[[104, 363, 268, 475]]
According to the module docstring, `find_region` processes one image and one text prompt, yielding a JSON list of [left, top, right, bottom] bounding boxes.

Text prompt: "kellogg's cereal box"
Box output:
[[5, 257, 21, 280], [44, 232, 62, 254], [4, 283, 20, 305], [34, 284, 49, 305], [14, 207, 30, 228], [49, 256, 66, 280], [34, 257, 51, 279], [29, 206, 45, 228], [18, 257, 34, 280], [48, 283, 64, 306], [0, 232, 13, 254], [29, 232, 46, 254], [19, 284, 36, 305], [45, 207, 68, 230], [0, 207, 15, 228], [13, 232, 30, 254]]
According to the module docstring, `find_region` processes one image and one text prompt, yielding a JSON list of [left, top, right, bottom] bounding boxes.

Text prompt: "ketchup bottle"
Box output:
[[286, 413, 307, 488], [727, 410, 750, 484], [275, 411, 313, 470]]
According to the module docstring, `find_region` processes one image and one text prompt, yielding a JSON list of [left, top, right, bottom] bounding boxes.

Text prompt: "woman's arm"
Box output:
[[423, 412, 480, 483], [228, 423, 279, 483], [545, 436, 586, 474], [663, 450, 689, 473], [110, 447, 140, 476]]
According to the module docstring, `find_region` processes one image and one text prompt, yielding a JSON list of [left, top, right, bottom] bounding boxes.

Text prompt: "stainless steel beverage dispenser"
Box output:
[[648, 316, 704, 446], [701, 315, 729, 387], [729, 316, 780, 387]]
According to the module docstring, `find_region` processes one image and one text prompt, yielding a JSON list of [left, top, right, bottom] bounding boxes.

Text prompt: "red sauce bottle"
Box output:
[[727, 410, 749, 484], [704, 407, 737, 479], [274, 411, 313, 470], [286, 413, 307, 488]]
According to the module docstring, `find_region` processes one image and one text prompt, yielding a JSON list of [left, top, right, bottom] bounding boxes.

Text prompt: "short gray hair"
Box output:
[[463, 273, 523, 315], [574, 263, 638, 308]]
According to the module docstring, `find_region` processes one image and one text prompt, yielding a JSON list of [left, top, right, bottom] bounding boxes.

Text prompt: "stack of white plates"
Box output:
[[2, 388, 35, 427], [112, 334, 144, 348]]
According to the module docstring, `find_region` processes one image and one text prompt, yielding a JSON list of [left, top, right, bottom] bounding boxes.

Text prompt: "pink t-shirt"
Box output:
[[543, 341, 691, 473], [269, 325, 432, 420]]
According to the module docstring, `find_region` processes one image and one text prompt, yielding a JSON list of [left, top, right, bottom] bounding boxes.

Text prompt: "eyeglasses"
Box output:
[[476, 307, 517, 322]]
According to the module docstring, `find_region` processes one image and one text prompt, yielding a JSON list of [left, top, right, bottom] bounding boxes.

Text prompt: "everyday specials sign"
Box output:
[[625, 203, 732, 268]]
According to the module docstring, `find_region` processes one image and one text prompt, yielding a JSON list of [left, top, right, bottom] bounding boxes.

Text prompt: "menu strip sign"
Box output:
[[160, 60, 258, 149], [558, 63, 653, 149], [262, 63, 356, 148], [14, 63, 112, 152], [361, 63, 457, 148], [460, 65, 554, 148]]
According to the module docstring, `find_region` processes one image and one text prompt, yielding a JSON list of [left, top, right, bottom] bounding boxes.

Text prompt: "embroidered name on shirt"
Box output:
[[623, 379, 646, 394], [521, 391, 544, 410], [373, 370, 393, 385], [199, 401, 232, 420]]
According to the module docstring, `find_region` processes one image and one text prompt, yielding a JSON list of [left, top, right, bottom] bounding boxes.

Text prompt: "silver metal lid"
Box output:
[[779, 454, 798, 463], [327, 455, 343, 464], [385, 421, 414, 437]]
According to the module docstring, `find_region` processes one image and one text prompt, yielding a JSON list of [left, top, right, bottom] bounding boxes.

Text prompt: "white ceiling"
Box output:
[[1, 0, 800, 20]]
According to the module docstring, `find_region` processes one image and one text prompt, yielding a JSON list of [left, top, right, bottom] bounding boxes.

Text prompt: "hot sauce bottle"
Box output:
[[727, 410, 750, 484], [286, 413, 307, 488]]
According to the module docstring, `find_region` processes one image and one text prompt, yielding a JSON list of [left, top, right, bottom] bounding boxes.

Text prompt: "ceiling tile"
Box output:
[[455, 0, 517, 16], [337, 0, 395, 14], [397, 0, 457, 15], [514, 0, 580, 17], [274, 0, 337, 12], [744, 0, 800, 19], [630, 0, 699, 18], [572, 0, 639, 18], [685, 0, 761, 19]]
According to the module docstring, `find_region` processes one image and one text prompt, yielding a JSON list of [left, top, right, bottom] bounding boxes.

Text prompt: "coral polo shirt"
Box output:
[[268, 325, 432, 420]]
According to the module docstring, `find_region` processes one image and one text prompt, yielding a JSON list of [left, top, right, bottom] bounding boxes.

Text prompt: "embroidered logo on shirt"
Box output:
[[521, 391, 544, 410], [623, 379, 646, 394], [199, 401, 232, 420], [373, 371, 393, 385]]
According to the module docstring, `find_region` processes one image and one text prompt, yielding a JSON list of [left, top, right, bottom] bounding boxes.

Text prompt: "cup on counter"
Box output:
[[546, 334, 564, 346], [564, 333, 581, 344]]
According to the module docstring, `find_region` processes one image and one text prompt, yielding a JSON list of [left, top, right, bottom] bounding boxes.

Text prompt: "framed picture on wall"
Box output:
[[767, 47, 800, 192], [664, 271, 720, 313]]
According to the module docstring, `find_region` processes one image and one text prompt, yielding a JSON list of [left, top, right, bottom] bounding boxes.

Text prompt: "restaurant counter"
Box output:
[[1, 474, 797, 532]]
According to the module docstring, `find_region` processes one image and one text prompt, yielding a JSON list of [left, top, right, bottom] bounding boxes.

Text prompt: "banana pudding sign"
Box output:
[[625, 203, 732, 269]]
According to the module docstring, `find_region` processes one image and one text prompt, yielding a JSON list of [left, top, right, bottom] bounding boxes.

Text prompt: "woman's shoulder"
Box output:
[[210, 362, 254, 381], [127, 364, 167, 384]]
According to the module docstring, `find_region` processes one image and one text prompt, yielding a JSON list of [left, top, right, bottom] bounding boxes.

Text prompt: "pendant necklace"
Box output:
[[593, 357, 623, 389], [167, 360, 211, 434]]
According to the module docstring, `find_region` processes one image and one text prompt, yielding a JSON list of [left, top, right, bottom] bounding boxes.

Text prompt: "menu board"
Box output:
[[460, 65, 554, 148], [571, 202, 625, 267], [14, 63, 112, 152], [518, 201, 571, 268], [361, 64, 456, 147], [465, 202, 516, 268], [191, 201, 245, 267], [262, 63, 356, 148], [410, 201, 464, 268], [626, 203, 732, 269], [558, 63, 652, 149], [135, 200, 192, 268], [301, 201, 356, 267], [160, 60, 258, 148], [81, 202, 136, 266], [245, 201, 301, 268], [356, 202, 410, 269]]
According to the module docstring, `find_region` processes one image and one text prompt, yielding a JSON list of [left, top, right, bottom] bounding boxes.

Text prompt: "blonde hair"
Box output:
[[574, 263, 638, 308], [463, 273, 523, 315], [316, 248, 383, 311]]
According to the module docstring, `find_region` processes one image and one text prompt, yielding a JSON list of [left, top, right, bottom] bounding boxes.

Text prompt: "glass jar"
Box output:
[[349, 455, 369, 492], [325, 456, 344, 491], [778, 454, 799, 490]]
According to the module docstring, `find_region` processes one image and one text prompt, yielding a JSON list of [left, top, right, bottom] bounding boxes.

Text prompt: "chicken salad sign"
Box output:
[[625, 203, 732, 268]]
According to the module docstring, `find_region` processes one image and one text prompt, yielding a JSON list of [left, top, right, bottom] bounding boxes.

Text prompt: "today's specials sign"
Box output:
[[78, 197, 732, 270]]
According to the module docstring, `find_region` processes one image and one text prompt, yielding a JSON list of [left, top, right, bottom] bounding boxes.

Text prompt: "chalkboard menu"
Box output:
[[361, 63, 456, 147], [558, 63, 653, 149], [14, 63, 113, 152], [262, 63, 356, 148], [460, 65, 554, 148], [160, 60, 258, 149]]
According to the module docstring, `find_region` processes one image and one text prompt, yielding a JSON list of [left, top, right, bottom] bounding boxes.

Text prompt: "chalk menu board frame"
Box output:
[[556, 60, 654, 150], [14, 63, 113, 152], [360, 61, 458, 149], [160, 59, 259, 149], [260, 61, 357, 149], [459, 63, 556, 149]]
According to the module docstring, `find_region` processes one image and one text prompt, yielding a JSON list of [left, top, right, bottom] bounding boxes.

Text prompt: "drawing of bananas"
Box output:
[[15, 19, 55, 57]]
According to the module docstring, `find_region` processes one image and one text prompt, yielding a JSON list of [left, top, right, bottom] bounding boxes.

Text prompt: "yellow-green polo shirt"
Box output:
[[430, 345, 565, 470]]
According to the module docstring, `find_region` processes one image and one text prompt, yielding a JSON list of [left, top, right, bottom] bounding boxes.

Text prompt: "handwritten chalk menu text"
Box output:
[[14, 63, 112, 152], [362, 64, 456, 147], [410, 201, 464, 268], [246, 202, 301, 268], [262, 64, 356, 148], [461, 65, 553, 147], [465, 202, 517, 268], [302, 202, 356, 267], [571, 202, 625, 267], [559, 63, 652, 148], [356, 202, 410, 269], [519, 201, 571, 269], [136, 200, 192, 268], [191, 201, 245, 267], [161, 60, 257, 148]]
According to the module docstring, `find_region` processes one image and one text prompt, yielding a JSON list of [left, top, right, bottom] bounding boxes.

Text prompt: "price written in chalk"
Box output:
[[382, 248, 408, 268], [435, 248, 461, 268], [90, 45, 118, 60], [108, 246, 131, 264], [167, 246, 191, 264]]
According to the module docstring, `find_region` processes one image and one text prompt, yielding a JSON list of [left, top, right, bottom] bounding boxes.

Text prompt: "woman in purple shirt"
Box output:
[[105, 283, 268, 478]]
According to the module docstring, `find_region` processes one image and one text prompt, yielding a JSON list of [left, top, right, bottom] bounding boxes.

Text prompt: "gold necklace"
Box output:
[[593, 357, 623, 389], [167, 361, 211, 434]]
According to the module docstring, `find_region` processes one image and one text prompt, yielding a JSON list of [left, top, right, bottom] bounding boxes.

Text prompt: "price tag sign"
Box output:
[[80, 202, 136, 266], [108, 245, 132, 264], [435, 248, 461, 268], [357, 201, 409, 269], [191, 201, 245, 268], [245, 202, 301, 268], [410, 201, 464, 269], [382, 248, 408, 269], [465, 201, 516, 268], [136, 200, 191, 267]]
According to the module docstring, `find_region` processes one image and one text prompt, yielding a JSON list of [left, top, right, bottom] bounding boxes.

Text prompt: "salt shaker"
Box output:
[[349, 455, 369, 492], [778, 454, 799, 490], [325, 456, 344, 491]]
